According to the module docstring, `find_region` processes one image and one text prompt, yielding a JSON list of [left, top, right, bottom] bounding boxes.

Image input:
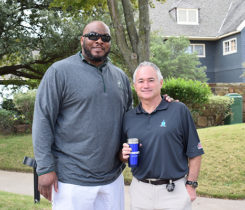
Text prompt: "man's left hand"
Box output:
[[163, 94, 179, 102], [186, 185, 197, 201]]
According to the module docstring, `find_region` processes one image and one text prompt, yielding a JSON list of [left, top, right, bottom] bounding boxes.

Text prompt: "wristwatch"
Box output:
[[186, 180, 198, 188]]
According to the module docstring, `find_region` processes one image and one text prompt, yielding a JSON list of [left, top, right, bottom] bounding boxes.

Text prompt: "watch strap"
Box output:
[[186, 180, 198, 188]]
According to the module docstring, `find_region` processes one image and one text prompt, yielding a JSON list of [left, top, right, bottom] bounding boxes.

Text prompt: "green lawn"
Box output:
[[0, 191, 51, 210], [196, 123, 245, 199], [0, 134, 33, 172], [0, 123, 245, 199]]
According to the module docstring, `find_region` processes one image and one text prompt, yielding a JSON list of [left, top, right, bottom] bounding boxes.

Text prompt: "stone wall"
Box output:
[[196, 109, 225, 128], [209, 83, 245, 122], [194, 103, 229, 128]]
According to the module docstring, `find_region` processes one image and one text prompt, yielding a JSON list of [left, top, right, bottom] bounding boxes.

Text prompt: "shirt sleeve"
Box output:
[[182, 105, 204, 158], [32, 65, 63, 175]]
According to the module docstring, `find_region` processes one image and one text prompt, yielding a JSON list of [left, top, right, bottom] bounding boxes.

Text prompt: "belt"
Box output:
[[139, 177, 184, 185]]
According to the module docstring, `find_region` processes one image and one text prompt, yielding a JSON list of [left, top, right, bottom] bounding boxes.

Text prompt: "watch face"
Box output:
[[186, 181, 198, 188], [193, 182, 198, 188]]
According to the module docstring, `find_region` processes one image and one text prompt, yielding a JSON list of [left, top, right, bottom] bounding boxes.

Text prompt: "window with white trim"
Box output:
[[223, 38, 237, 55], [187, 44, 205, 57], [177, 8, 199, 25]]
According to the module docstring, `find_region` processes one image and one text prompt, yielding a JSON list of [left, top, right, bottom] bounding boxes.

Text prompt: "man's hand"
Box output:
[[186, 184, 197, 201], [163, 94, 179, 102], [38, 171, 58, 201], [119, 143, 132, 162]]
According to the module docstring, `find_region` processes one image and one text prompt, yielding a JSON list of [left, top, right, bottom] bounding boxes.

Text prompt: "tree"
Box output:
[[51, 0, 165, 78], [150, 36, 208, 82], [0, 0, 86, 86]]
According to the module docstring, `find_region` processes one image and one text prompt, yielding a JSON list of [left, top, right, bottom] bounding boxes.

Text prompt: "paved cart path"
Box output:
[[0, 170, 244, 210]]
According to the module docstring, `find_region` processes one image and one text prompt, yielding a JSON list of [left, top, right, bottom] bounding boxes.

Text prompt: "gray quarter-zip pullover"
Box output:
[[32, 52, 132, 186]]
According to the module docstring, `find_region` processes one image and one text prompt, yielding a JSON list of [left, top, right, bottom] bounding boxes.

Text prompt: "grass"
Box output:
[[196, 123, 245, 199], [0, 191, 51, 210], [0, 123, 245, 199], [0, 134, 33, 172]]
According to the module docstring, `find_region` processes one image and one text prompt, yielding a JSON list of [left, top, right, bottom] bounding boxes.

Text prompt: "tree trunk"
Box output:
[[138, 0, 150, 63], [107, 0, 150, 78]]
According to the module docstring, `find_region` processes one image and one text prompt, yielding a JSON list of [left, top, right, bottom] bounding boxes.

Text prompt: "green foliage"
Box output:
[[205, 95, 233, 119], [1, 99, 18, 112], [13, 90, 36, 124], [0, 109, 16, 131], [150, 36, 207, 82], [131, 78, 211, 110], [190, 95, 233, 126], [51, 0, 108, 14], [161, 78, 211, 105], [0, 0, 86, 85], [131, 86, 139, 107]]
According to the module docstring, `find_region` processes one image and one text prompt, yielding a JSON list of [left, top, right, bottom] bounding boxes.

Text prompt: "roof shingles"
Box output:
[[150, 0, 245, 39]]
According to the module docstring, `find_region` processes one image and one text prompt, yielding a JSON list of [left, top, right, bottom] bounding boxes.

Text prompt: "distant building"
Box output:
[[150, 0, 245, 83]]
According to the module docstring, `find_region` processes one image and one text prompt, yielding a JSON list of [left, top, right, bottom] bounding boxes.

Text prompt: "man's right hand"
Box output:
[[38, 171, 58, 201], [119, 143, 132, 162]]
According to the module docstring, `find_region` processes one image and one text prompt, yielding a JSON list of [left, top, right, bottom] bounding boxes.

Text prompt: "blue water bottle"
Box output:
[[128, 138, 139, 167]]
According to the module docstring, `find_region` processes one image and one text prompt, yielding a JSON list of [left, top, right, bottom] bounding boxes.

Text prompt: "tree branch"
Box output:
[[0, 64, 42, 79], [13, 70, 42, 79]]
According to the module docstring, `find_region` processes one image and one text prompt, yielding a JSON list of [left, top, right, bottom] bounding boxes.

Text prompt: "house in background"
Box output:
[[150, 0, 245, 83]]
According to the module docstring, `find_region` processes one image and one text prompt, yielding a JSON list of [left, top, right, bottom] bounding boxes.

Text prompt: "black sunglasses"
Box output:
[[83, 32, 111, 42]]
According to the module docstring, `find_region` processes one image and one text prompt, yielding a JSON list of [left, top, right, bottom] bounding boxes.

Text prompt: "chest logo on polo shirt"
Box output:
[[160, 120, 166, 127], [117, 80, 123, 89]]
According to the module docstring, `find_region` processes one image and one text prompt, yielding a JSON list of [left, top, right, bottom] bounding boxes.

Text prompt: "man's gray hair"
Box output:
[[133, 61, 163, 83]]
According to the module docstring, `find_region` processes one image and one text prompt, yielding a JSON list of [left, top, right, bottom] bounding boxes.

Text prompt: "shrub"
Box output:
[[0, 109, 16, 132], [205, 95, 233, 119], [131, 86, 139, 107], [131, 78, 212, 109], [13, 90, 36, 124], [161, 78, 212, 106], [191, 95, 233, 127], [1, 99, 18, 112]]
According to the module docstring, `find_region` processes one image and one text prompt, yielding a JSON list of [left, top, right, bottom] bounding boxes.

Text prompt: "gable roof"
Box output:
[[150, 0, 245, 40]]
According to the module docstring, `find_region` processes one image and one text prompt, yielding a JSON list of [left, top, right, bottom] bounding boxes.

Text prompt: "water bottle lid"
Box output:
[[127, 138, 139, 144]]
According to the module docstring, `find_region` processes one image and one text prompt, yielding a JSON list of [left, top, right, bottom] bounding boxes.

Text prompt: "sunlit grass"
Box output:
[[0, 191, 51, 210], [197, 123, 245, 199], [0, 134, 33, 172]]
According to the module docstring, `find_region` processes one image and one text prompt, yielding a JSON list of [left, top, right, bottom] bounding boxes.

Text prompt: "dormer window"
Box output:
[[177, 8, 199, 25]]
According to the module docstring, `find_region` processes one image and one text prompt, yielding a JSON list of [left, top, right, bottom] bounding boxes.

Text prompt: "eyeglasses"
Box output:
[[82, 32, 111, 42]]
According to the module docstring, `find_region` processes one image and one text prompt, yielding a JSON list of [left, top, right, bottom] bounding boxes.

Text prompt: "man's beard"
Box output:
[[83, 41, 110, 62]]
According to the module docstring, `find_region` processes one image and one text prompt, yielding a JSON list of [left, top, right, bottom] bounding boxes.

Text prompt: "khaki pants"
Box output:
[[130, 177, 191, 210]]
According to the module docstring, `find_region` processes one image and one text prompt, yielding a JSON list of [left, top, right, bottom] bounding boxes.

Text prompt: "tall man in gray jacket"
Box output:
[[32, 21, 132, 210]]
